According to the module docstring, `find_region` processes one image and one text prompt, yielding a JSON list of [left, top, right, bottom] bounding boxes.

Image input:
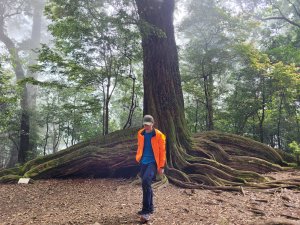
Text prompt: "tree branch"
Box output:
[[261, 16, 300, 28], [286, 0, 300, 18]]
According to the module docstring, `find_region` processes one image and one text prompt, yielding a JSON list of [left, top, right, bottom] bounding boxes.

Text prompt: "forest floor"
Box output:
[[1, 170, 300, 225]]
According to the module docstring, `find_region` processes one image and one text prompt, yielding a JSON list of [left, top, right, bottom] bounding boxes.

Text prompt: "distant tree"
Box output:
[[0, 0, 46, 165], [289, 141, 300, 166], [231, 0, 300, 28], [37, 0, 141, 136], [180, 0, 245, 131], [0, 58, 20, 167]]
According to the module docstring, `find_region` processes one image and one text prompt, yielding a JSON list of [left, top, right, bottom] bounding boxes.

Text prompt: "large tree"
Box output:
[[135, 0, 191, 158], [0, 0, 299, 191], [133, 0, 297, 190], [0, 0, 46, 165]]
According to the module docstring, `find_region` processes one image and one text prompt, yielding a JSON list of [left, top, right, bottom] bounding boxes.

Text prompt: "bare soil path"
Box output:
[[1, 170, 300, 225]]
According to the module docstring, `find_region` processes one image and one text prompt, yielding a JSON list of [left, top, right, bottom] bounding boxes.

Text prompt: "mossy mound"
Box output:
[[0, 128, 298, 191]]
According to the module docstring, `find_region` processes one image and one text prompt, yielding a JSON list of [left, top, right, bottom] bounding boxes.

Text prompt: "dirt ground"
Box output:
[[1, 170, 300, 225]]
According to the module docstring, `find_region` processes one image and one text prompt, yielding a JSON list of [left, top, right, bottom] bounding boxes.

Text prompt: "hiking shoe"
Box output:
[[140, 214, 150, 223]]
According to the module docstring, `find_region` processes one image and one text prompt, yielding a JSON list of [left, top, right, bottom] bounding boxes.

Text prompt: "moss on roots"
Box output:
[[0, 128, 299, 191]]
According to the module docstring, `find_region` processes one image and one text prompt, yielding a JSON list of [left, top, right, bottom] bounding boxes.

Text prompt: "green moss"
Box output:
[[23, 146, 112, 178], [90, 127, 139, 146], [0, 175, 21, 184], [196, 131, 285, 165], [19, 131, 129, 177], [21, 140, 91, 174], [1, 127, 298, 190], [0, 167, 22, 177], [20, 127, 136, 176]]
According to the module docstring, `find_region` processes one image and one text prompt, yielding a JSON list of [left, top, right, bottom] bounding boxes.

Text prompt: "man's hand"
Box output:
[[158, 167, 164, 175]]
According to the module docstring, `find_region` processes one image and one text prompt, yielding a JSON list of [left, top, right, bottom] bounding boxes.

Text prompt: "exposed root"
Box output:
[[152, 174, 169, 190], [0, 128, 299, 192], [164, 131, 300, 192], [167, 175, 244, 192]]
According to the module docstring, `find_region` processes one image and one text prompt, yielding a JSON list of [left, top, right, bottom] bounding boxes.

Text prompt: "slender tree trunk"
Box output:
[[63, 122, 70, 148], [101, 84, 106, 136], [277, 92, 283, 149], [296, 113, 300, 143], [18, 103, 30, 162], [258, 76, 266, 143], [201, 69, 214, 130], [293, 95, 300, 143], [43, 113, 50, 155], [203, 75, 214, 130], [203, 75, 209, 130], [102, 75, 116, 136], [194, 99, 199, 133], [104, 77, 110, 135], [70, 98, 76, 146], [135, 0, 191, 153], [207, 74, 214, 130], [105, 98, 109, 135], [123, 76, 137, 129], [52, 123, 61, 153]]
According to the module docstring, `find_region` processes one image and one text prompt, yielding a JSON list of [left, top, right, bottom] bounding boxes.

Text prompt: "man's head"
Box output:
[[143, 115, 154, 132]]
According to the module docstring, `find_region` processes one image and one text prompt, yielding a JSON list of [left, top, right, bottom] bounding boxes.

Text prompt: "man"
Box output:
[[136, 115, 166, 222]]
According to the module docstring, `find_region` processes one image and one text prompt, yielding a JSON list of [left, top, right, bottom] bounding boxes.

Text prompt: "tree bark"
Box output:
[[135, 0, 191, 152]]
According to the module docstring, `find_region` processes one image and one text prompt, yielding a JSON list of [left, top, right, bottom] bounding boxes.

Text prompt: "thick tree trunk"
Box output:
[[130, 0, 299, 191], [135, 0, 191, 153]]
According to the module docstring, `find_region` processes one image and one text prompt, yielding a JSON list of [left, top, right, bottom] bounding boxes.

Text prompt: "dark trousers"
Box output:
[[140, 162, 157, 213]]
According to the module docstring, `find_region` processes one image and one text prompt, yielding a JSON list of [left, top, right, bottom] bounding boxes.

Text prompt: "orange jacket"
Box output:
[[136, 128, 166, 168]]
